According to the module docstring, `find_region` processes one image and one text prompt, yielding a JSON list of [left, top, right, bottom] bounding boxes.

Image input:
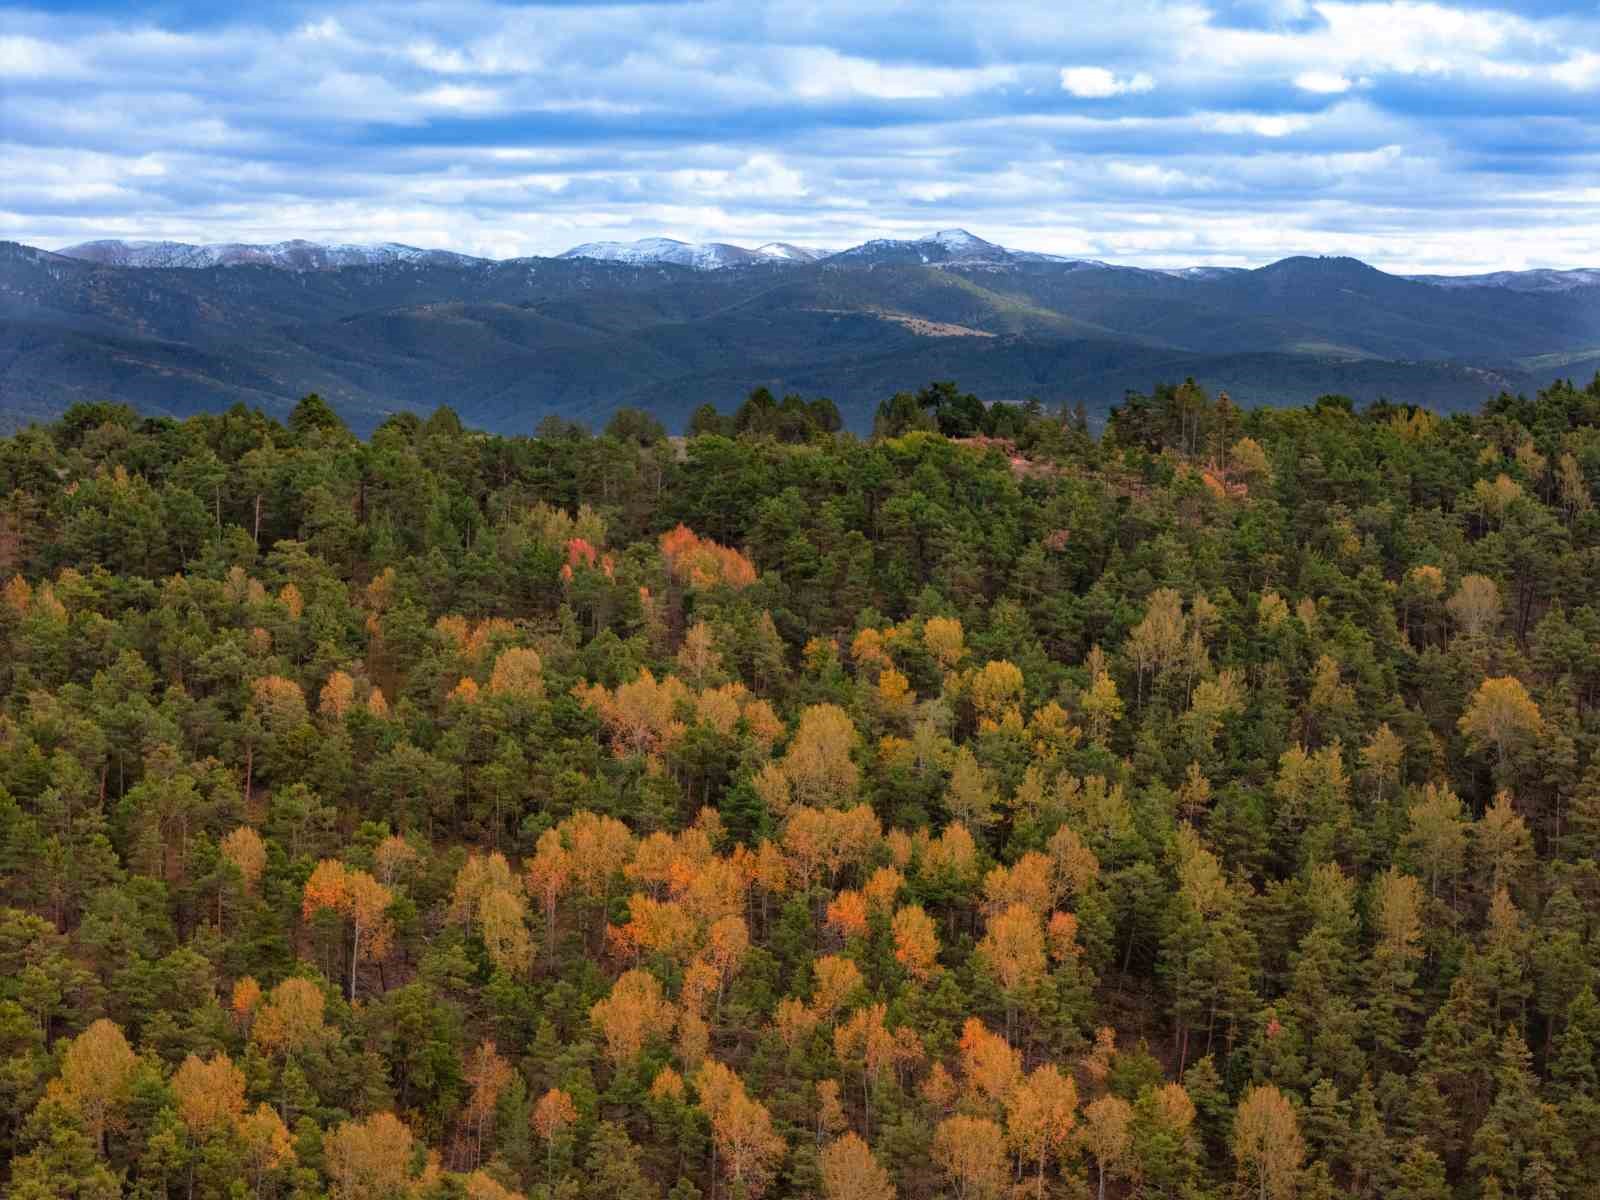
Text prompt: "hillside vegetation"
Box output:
[[3, 376, 1600, 1200], [6, 239, 1597, 433]]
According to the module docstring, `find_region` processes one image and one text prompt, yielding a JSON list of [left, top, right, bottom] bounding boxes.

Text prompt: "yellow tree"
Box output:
[[449, 851, 520, 922], [1373, 868, 1425, 958], [464, 1041, 514, 1168], [875, 667, 915, 725], [221, 826, 267, 893], [811, 955, 865, 1023], [1005, 1063, 1078, 1200], [56, 1018, 139, 1153], [488, 646, 543, 699], [834, 1003, 898, 1136], [1476, 789, 1534, 894], [1361, 723, 1405, 806], [525, 829, 573, 964], [319, 670, 356, 719], [251, 977, 329, 1060], [372, 835, 418, 886], [476, 886, 533, 977], [1079, 1095, 1133, 1200], [1126, 588, 1186, 705], [463, 1171, 527, 1200], [301, 859, 393, 1000], [1232, 1084, 1305, 1200], [590, 969, 676, 1064], [171, 1051, 247, 1138], [976, 902, 1046, 1039], [826, 890, 870, 941], [532, 1087, 578, 1181], [1446, 574, 1500, 639], [705, 914, 750, 1015], [820, 1131, 896, 1200], [922, 615, 965, 671], [1047, 824, 1100, 899], [219, 825, 267, 930], [781, 703, 861, 810], [231, 976, 262, 1032], [1079, 670, 1124, 746], [676, 622, 723, 686], [816, 1079, 849, 1143], [891, 904, 940, 982], [931, 1114, 1007, 1200], [1404, 782, 1468, 896], [561, 810, 636, 911], [957, 1018, 1020, 1111], [862, 866, 904, 914], [325, 1111, 419, 1200], [946, 747, 998, 828], [239, 1103, 296, 1195], [970, 660, 1025, 730], [1458, 676, 1542, 767], [696, 1061, 787, 1200]]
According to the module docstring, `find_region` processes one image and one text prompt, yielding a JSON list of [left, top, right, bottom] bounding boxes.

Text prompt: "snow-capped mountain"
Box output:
[[753, 243, 829, 262], [57, 239, 488, 271], [558, 237, 836, 269], [53, 233, 1600, 296], [556, 230, 1079, 270], [826, 229, 1082, 268], [555, 238, 762, 271], [1161, 266, 1248, 281], [1408, 267, 1600, 293]]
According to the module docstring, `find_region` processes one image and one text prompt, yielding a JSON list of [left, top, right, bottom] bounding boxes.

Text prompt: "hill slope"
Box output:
[[5, 237, 1599, 432]]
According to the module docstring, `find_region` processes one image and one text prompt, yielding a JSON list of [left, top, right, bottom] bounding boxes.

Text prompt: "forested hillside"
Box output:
[[3, 376, 1600, 1200], [7, 238, 1595, 434]]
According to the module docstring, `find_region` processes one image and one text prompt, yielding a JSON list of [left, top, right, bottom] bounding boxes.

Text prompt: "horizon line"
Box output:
[[22, 231, 1600, 279]]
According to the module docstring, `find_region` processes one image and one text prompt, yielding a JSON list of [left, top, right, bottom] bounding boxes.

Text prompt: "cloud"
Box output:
[[0, 0, 1598, 273], [1059, 66, 1156, 98], [1294, 70, 1352, 93]]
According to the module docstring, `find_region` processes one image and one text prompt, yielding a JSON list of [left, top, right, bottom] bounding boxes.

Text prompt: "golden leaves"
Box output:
[[590, 969, 676, 1064], [660, 524, 758, 590], [172, 1051, 246, 1136]]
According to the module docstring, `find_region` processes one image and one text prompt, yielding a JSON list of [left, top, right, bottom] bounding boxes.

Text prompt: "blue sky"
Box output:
[[2, 0, 1597, 271]]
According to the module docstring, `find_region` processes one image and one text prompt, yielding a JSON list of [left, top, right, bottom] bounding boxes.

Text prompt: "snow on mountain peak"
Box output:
[[929, 229, 986, 248], [57, 238, 485, 271], [754, 242, 827, 262], [559, 237, 839, 269]]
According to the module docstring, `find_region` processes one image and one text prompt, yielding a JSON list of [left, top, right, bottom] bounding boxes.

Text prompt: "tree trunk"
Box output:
[[349, 922, 360, 1002]]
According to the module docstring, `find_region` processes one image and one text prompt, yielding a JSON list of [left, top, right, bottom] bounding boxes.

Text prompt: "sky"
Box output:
[[1, 1, 1598, 273]]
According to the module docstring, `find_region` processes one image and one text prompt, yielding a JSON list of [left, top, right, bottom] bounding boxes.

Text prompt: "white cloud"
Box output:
[[1550, 51, 1600, 91], [1060, 66, 1156, 98], [417, 84, 503, 113], [297, 19, 345, 43], [0, 35, 79, 79], [1294, 70, 1351, 93], [405, 37, 537, 76], [1106, 161, 1206, 190], [788, 48, 1017, 100], [1203, 112, 1314, 137], [4, 0, 1600, 273]]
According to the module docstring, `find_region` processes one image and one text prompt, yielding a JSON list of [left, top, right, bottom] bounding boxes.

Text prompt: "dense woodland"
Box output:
[[3, 376, 1600, 1200]]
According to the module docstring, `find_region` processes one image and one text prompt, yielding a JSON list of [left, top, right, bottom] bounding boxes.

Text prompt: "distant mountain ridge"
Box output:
[[57, 238, 489, 272], [8, 232, 1600, 436], [55, 231, 1600, 291]]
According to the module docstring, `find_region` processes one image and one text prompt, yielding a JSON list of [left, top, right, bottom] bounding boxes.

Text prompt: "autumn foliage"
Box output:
[[6, 383, 1600, 1200]]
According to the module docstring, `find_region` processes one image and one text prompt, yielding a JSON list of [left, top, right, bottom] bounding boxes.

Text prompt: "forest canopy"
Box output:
[[3, 374, 1600, 1200]]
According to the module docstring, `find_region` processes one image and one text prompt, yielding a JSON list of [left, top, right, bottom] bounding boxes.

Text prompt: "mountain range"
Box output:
[[3, 229, 1597, 434]]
